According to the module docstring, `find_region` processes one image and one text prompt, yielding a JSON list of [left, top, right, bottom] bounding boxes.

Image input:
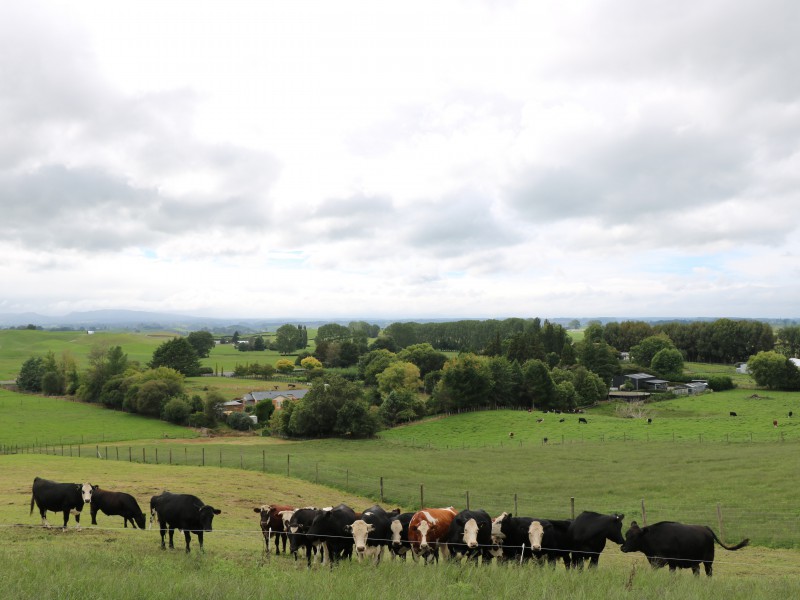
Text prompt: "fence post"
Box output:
[[142, 448, 145, 463], [380, 477, 384, 503], [716, 504, 724, 541], [116, 447, 119, 461], [78, 445, 81, 457], [219, 449, 222, 468], [346, 469, 349, 488], [420, 484, 424, 509], [202, 447, 205, 467], [105, 446, 108, 460], [128, 447, 131, 462], [315, 462, 319, 484], [466, 490, 470, 510], [514, 493, 518, 516], [641, 498, 647, 526], [570, 497, 575, 519], [155, 448, 158, 465], [241, 451, 244, 470], [262, 450, 266, 472], [287, 454, 290, 478], [169, 449, 172, 465]]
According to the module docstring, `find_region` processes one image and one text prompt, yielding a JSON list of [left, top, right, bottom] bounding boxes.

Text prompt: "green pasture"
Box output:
[[683, 361, 755, 388], [2, 455, 799, 600], [0, 329, 177, 380], [0, 388, 196, 447]]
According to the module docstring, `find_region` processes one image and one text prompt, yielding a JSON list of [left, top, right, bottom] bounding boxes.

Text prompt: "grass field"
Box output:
[[3, 454, 799, 600]]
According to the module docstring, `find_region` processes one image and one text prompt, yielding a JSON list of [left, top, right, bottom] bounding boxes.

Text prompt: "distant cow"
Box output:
[[536, 418, 544, 423], [30, 477, 93, 529], [253, 504, 294, 554], [578, 417, 588, 424], [90, 486, 145, 529], [568, 511, 625, 568], [789, 411, 793, 418], [445, 509, 493, 563], [730, 412, 737, 417], [508, 432, 514, 438], [150, 491, 221, 553], [621, 521, 749, 576], [408, 507, 458, 563], [647, 418, 652, 424]]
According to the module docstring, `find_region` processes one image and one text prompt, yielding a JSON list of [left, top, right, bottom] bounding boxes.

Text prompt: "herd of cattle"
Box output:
[[29, 476, 750, 576]]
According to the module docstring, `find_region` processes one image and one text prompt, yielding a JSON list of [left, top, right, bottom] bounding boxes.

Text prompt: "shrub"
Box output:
[[188, 412, 210, 428], [162, 398, 192, 425], [707, 375, 735, 391], [227, 411, 254, 431]]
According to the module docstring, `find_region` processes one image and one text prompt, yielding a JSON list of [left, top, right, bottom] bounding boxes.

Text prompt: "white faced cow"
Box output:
[[30, 477, 94, 529]]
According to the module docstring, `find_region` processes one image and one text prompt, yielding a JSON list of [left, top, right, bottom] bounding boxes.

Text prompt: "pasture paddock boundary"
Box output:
[[8, 440, 800, 548]]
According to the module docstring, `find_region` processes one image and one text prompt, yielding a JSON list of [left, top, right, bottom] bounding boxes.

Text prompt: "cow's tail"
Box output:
[[708, 528, 749, 551], [30, 493, 35, 516]]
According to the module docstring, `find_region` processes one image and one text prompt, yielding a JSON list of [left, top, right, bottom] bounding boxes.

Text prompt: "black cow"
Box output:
[[491, 513, 572, 567], [538, 519, 574, 568], [149, 491, 221, 553], [490, 513, 537, 562], [307, 504, 357, 565], [90, 486, 146, 529], [730, 412, 737, 417], [578, 417, 588, 424], [568, 511, 625, 568], [388, 512, 417, 560], [30, 477, 93, 529], [287, 508, 323, 566], [445, 509, 493, 563], [345, 505, 399, 564], [621, 521, 749, 576]]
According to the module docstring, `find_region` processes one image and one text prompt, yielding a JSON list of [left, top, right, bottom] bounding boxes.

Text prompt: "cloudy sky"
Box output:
[[2, 0, 799, 320]]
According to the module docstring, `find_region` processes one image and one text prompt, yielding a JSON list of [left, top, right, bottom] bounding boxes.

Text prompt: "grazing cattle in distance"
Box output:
[[90, 486, 146, 529], [445, 509, 493, 563], [774, 420, 778, 428], [568, 511, 625, 568], [345, 505, 399, 564], [730, 412, 737, 417], [578, 417, 588, 424], [150, 491, 221, 553], [307, 504, 357, 565], [288, 383, 296, 389], [508, 432, 514, 438], [389, 512, 417, 561], [536, 418, 544, 423], [30, 477, 93, 529], [286, 508, 323, 566], [559, 418, 565, 423], [408, 507, 458, 563], [253, 504, 294, 554], [789, 411, 793, 418], [621, 521, 749, 576], [647, 418, 652, 424]]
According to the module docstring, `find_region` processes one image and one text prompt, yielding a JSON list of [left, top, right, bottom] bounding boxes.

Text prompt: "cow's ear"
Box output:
[[616, 513, 624, 521], [344, 524, 352, 533], [213, 509, 221, 515], [253, 508, 262, 513]]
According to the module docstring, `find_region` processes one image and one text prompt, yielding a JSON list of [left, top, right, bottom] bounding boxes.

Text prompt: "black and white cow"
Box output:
[[149, 491, 221, 553], [307, 504, 357, 565], [90, 486, 146, 529], [490, 512, 538, 561], [345, 505, 399, 564], [621, 521, 749, 576], [30, 476, 93, 529], [388, 512, 417, 561], [537, 519, 574, 568], [286, 507, 323, 566], [445, 509, 493, 563], [568, 511, 625, 569]]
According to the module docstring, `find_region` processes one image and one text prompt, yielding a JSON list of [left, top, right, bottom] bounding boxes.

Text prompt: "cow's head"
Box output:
[[608, 513, 626, 545], [416, 519, 432, 551], [278, 510, 295, 531], [80, 483, 94, 504], [528, 520, 544, 551], [390, 518, 404, 548], [620, 521, 643, 553], [461, 518, 483, 549], [198, 505, 222, 531], [347, 519, 374, 554], [491, 512, 510, 542]]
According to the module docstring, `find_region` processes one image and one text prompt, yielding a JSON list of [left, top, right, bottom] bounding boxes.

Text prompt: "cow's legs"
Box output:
[[159, 521, 168, 549], [91, 508, 99, 525], [703, 562, 712, 577], [184, 530, 194, 553], [168, 526, 176, 549], [39, 508, 50, 528]]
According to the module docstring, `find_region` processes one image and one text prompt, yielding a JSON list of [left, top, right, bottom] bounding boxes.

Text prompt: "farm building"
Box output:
[[241, 389, 310, 410]]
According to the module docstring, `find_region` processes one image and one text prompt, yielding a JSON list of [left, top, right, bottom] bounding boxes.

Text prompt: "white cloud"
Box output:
[[1, 0, 799, 319]]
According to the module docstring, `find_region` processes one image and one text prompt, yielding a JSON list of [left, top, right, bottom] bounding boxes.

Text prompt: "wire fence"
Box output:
[[6, 440, 799, 549]]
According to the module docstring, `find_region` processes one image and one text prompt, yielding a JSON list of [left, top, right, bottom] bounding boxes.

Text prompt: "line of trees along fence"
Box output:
[[6, 440, 797, 548]]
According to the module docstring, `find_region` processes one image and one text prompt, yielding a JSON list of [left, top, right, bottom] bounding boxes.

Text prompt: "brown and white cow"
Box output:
[[253, 504, 294, 554], [408, 507, 457, 563]]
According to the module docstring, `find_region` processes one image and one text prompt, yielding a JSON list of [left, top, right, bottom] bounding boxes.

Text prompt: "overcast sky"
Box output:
[[2, 0, 799, 320]]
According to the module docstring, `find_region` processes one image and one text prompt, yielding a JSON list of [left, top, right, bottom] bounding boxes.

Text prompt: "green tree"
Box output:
[[377, 388, 423, 426], [227, 411, 254, 431], [747, 351, 800, 390], [630, 334, 675, 367], [436, 354, 493, 411], [255, 398, 275, 426], [275, 324, 305, 354], [651, 347, 684, 379], [358, 349, 399, 386], [376, 361, 421, 397], [300, 356, 323, 372], [186, 331, 216, 358], [519, 359, 555, 410], [398, 343, 448, 378], [17, 356, 45, 392], [204, 390, 226, 426], [162, 397, 192, 424], [776, 325, 800, 358], [149, 338, 201, 377], [77, 345, 129, 403]]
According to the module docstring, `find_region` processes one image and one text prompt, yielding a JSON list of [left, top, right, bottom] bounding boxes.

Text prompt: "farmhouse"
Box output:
[[241, 389, 310, 410]]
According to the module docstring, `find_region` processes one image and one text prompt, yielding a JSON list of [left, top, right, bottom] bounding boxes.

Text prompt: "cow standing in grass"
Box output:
[[30, 477, 93, 529]]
